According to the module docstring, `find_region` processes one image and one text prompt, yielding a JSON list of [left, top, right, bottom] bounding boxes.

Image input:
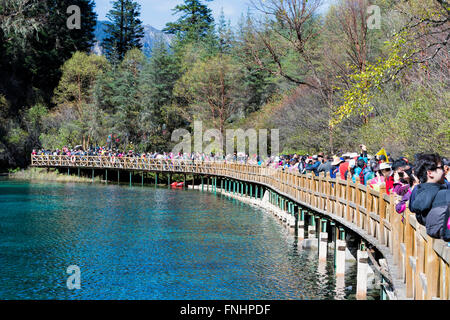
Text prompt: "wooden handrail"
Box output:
[[30, 154, 449, 300]]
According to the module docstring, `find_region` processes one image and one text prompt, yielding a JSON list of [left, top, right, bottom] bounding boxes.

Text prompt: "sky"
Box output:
[[94, 0, 253, 30], [94, 0, 333, 31]]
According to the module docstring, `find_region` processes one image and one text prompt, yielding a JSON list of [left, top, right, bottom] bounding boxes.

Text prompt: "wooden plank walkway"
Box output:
[[31, 155, 449, 300]]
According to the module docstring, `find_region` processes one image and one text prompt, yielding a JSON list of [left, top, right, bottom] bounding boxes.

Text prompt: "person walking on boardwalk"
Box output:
[[410, 154, 449, 239]]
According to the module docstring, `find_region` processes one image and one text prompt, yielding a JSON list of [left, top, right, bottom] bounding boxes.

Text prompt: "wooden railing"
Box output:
[[31, 155, 449, 300]]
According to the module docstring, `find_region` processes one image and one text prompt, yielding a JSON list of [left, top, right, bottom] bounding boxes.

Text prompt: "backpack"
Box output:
[[425, 189, 450, 239], [442, 203, 450, 242]]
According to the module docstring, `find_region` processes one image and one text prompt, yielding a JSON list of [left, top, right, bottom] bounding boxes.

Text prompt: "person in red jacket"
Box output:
[[379, 162, 394, 194]]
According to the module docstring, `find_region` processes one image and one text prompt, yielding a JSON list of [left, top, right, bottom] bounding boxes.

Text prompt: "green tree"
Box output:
[[138, 39, 181, 150], [53, 51, 110, 149], [234, 12, 278, 115], [174, 54, 243, 135], [94, 49, 146, 151], [163, 0, 215, 44], [217, 8, 234, 54], [0, 0, 97, 107], [102, 0, 145, 62]]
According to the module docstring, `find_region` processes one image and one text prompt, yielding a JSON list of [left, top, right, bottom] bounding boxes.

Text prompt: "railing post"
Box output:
[[378, 186, 387, 244], [425, 237, 439, 299], [405, 212, 414, 298], [347, 176, 353, 222]]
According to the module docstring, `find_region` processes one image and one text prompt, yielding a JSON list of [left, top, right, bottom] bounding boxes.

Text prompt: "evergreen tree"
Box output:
[[0, 0, 97, 108], [102, 0, 145, 62], [217, 8, 234, 54], [94, 49, 146, 151], [139, 39, 182, 150], [163, 0, 215, 44]]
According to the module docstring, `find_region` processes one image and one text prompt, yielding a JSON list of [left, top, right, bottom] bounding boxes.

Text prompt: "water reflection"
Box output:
[[0, 180, 379, 300]]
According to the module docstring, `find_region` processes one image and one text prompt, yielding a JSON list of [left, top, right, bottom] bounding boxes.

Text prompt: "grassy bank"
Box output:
[[8, 167, 102, 183]]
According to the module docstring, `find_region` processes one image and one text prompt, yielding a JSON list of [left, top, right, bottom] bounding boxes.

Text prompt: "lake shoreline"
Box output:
[[7, 167, 102, 184]]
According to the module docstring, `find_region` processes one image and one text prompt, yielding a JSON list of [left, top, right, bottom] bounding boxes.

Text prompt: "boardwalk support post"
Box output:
[[298, 209, 305, 240], [336, 227, 346, 276], [319, 219, 328, 261], [308, 213, 316, 239], [288, 202, 296, 231], [357, 245, 369, 300]]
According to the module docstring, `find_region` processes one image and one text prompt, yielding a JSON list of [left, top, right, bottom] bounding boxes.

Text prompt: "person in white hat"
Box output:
[[368, 162, 394, 193], [330, 156, 343, 178]]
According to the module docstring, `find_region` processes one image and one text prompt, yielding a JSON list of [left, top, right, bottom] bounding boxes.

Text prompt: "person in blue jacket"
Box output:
[[306, 155, 321, 176]]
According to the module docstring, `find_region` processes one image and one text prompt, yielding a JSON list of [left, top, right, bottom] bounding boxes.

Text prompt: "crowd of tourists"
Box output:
[[32, 144, 450, 242], [263, 146, 449, 242]]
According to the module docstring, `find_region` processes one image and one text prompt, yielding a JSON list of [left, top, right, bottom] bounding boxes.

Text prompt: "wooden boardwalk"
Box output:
[[31, 155, 449, 300]]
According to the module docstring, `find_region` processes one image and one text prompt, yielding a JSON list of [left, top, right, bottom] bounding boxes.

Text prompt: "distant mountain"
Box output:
[[93, 21, 173, 57]]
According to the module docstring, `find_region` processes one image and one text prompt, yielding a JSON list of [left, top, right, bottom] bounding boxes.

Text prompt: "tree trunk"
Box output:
[[329, 125, 334, 155]]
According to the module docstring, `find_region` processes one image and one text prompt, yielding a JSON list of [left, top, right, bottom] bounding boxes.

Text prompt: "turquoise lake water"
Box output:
[[0, 179, 377, 300]]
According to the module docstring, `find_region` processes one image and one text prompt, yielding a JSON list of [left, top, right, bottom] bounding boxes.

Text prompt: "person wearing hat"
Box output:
[[331, 156, 343, 178], [368, 162, 392, 192], [379, 162, 395, 194]]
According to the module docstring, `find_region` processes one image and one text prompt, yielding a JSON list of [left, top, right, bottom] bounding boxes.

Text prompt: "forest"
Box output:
[[0, 0, 448, 169]]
